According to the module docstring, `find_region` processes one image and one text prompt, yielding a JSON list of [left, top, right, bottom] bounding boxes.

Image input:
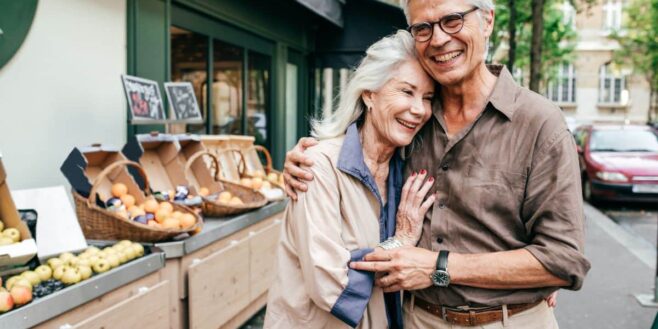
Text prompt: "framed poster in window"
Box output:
[[121, 75, 166, 122], [164, 82, 203, 123]]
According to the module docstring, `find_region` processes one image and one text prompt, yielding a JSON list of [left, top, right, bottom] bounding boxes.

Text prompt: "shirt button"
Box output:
[[441, 164, 449, 171], [436, 236, 444, 243]]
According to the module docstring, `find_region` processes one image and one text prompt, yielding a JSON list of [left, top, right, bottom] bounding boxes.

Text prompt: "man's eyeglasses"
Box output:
[[407, 7, 479, 42]]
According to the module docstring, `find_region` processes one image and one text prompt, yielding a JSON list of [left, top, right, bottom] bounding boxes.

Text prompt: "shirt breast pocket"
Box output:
[[463, 165, 527, 218]]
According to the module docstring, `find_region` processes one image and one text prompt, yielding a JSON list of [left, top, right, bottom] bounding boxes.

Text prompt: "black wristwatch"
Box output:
[[430, 250, 450, 287]]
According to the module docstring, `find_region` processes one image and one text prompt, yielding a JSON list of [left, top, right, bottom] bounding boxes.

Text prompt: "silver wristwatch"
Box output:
[[377, 237, 403, 250]]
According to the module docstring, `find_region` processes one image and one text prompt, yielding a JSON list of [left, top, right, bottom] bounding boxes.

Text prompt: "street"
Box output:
[[602, 203, 658, 249]]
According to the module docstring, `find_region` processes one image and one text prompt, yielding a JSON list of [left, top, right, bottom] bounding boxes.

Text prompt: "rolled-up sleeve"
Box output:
[[522, 129, 591, 290], [287, 149, 374, 327]]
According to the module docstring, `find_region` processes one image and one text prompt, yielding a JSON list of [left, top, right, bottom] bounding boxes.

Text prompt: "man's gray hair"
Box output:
[[311, 30, 417, 139], [399, 0, 495, 25]]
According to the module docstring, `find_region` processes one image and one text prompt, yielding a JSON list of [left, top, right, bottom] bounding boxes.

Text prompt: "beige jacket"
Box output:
[[264, 124, 403, 328]]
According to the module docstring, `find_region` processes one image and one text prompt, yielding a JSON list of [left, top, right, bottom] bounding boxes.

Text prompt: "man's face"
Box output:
[[407, 0, 494, 87]]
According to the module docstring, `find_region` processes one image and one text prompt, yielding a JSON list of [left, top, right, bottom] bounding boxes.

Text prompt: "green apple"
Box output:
[[92, 259, 111, 273], [0, 237, 13, 246], [131, 243, 145, 258], [20, 271, 41, 286], [124, 247, 137, 261], [2, 228, 20, 243], [86, 246, 101, 255], [48, 258, 64, 270], [76, 258, 91, 267], [53, 266, 67, 280], [35, 265, 53, 281], [59, 252, 75, 263], [117, 251, 128, 264], [61, 268, 81, 285], [118, 240, 133, 249], [102, 247, 116, 255], [78, 265, 92, 280], [105, 254, 120, 268]]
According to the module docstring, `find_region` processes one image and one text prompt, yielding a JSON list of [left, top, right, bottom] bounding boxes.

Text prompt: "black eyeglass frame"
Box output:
[[407, 7, 480, 42]]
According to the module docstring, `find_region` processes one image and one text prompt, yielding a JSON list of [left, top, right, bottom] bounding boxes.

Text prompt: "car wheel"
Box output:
[[582, 176, 596, 204]]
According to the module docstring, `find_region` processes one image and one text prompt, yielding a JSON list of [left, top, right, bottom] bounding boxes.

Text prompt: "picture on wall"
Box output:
[[164, 82, 203, 122], [121, 75, 165, 122]]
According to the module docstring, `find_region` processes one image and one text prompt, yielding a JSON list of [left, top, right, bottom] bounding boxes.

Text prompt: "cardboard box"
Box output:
[[122, 133, 190, 195], [61, 145, 147, 206], [176, 135, 223, 195], [0, 154, 38, 268]]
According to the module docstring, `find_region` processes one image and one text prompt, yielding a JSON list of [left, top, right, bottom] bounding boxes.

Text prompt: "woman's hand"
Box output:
[[394, 170, 436, 247], [282, 137, 319, 200]]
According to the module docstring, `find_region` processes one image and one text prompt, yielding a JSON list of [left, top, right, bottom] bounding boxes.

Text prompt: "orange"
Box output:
[[120, 194, 136, 208], [198, 187, 210, 197], [111, 183, 128, 198], [143, 199, 159, 213], [147, 220, 159, 227], [180, 213, 196, 228], [162, 218, 180, 230], [158, 201, 174, 214], [155, 209, 170, 223]]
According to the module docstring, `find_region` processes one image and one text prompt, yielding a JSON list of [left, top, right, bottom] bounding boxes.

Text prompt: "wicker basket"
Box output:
[[184, 151, 267, 217], [245, 145, 285, 190], [73, 160, 202, 242]]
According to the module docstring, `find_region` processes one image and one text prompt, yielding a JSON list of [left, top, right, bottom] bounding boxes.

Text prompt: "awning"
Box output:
[[296, 0, 344, 27], [314, 0, 406, 68]]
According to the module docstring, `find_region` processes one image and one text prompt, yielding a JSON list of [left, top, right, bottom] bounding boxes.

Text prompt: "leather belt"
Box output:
[[406, 293, 543, 327]]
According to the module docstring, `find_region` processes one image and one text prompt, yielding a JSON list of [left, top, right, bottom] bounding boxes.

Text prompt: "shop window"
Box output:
[[547, 63, 576, 104], [170, 26, 208, 134], [247, 52, 271, 147], [210, 40, 243, 136], [598, 63, 627, 104], [314, 67, 351, 118]]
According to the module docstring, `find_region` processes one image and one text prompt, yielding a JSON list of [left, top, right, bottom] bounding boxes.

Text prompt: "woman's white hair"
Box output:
[[311, 30, 418, 140], [399, 0, 495, 25]]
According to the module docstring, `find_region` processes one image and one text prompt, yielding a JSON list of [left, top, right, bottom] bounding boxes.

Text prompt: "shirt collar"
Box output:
[[433, 64, 519, 122], [337, 123, 372, 179]]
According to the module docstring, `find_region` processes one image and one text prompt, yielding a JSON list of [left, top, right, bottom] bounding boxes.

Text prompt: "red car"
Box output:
[[574, 124, 658, 203]]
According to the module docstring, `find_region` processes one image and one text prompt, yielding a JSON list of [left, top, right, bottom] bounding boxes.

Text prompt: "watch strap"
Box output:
[[437, 250, 449, 271]]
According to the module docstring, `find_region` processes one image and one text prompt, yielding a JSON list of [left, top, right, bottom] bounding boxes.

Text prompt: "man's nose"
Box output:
[[429, 24, 451, 48]]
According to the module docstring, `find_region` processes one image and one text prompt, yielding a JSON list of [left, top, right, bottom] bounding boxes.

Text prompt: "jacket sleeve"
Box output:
[[522, 129, 591, 290], [286, 148, 374, 328]]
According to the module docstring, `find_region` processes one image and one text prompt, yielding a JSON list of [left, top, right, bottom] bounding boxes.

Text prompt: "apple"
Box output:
[[59, 252, 75, 262], [87, 255, 100, 266], [86, 246, 101, 255], [102, 247, 116, 255], [53, 266, 66, 280], [76, 258, 91, 268], [118, 240, 133, 249], [92, 258, 111, 273], [10, 286, 32, 306], [61, 267, 82, 285], [0, 291, 14, 313], [35, 265, 53, 281], [21, 271, 41, 286], [0, 237, 13, 246], [105, 254, 120, 268], [131, 243, 145, 258], [123, 247, 136, 261], [117, 251, 128, 264], [2, 228, 20, 243], [12, 279, 32, 293], [68, 256, 80, 267], [5, 276, 21, 290], [48, 258, 64, 270], [78, 265, 92, 280]]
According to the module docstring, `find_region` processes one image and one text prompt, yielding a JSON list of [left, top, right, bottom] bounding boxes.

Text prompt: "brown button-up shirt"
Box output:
[[405, 65, 591, 307]]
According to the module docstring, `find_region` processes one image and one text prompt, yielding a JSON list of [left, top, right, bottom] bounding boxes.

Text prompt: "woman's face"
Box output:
[[363, 59, 435, 148]]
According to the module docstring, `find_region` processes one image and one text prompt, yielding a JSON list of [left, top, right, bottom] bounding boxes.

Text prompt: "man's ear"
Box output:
[[361, 90, 375, 110]]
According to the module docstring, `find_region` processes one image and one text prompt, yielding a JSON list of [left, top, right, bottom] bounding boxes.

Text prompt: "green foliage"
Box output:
[[491, 0, 577, 85], [611, 0, 658, 112]]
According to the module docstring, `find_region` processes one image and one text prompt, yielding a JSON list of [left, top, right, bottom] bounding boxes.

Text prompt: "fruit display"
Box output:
[[201, 187, 244, 206], [241, 171, 285, 200], [0, 219, 21, 246], [106, 183, 197, 230], [0, 240, 146, 313]]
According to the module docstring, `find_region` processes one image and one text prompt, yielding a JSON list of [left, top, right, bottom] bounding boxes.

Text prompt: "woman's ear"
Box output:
[[361, 90, 375, 111]]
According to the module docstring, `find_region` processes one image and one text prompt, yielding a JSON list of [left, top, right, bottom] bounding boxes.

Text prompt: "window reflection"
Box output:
[[170, 26, 208, 134], [210, 40, 243, 135], [247, 52, 271, 148]]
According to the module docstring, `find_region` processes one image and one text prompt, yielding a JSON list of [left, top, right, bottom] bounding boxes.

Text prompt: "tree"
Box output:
[[611, 0, 658, 123], [530, 0, 546, 92]]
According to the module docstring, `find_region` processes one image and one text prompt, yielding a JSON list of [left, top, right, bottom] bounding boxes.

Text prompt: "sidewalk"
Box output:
[[555, 204, 657, 329]]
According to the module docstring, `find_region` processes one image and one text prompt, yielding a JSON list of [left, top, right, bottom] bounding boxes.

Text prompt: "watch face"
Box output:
[[432, 270, 450, 287]]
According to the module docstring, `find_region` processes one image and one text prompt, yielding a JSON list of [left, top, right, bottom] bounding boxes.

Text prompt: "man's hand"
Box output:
[[394, 170, 435, 246], [350, 246, 437, 292], [283, 137, 318, 200]]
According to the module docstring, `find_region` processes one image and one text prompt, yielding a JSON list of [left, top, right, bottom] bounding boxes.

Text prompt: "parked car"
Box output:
[[574, 124, 658, 203]]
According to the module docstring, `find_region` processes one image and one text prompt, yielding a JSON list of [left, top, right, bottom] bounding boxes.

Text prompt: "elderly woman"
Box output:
[[264, 31, 436, 329]]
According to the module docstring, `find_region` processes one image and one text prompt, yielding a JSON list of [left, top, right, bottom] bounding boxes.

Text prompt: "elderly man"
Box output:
[[283, 0, 590, 327]]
